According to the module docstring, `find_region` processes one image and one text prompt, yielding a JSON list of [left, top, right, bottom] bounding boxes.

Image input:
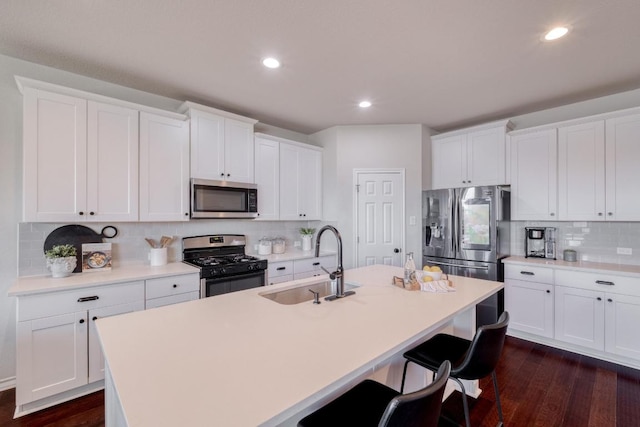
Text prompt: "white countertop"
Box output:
[[249, 249, 337, 263], [96, 264, 502, 427], [8, 262, 200, 296], [504, 256, 640, 278]]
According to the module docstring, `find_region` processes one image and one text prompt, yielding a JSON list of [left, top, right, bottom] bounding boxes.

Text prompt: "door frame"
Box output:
[[353, 168, 406, 267]]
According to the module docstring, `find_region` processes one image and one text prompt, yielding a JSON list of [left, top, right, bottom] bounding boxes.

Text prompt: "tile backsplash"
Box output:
[[511, 221, 640, 265], [19, 220, 327, 277]]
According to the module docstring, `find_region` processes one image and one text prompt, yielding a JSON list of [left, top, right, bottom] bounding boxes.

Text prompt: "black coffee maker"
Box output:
[[525, 227, 556, 259]]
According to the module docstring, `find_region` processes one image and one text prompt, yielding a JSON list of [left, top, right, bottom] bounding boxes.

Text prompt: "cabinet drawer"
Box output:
[[18, 281, 145, 322], [293, 255, 336, 274], [294, 271, 329, 280], [555, 269, 640, 297], [146, 291, 199, 309], [268, 261, 294, 278], [505, 264, 554, 284], [145, 274, 200, 300]]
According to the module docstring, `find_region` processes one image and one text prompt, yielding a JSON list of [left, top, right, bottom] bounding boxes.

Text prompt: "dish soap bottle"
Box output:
[[404, 252, 416, 286]]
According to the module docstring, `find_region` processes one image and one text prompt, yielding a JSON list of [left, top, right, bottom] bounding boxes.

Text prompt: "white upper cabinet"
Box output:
[[431, 120, 512, 189], [139, 112, 190, 221], [558, 121, 606, 221], [279, 142, 322, 221], [22, 87, 139, 222], [605, 113, 640, 220], [254, 135, 280, 220], [181, 102, 257, 183], [510, 129, 558, 220]]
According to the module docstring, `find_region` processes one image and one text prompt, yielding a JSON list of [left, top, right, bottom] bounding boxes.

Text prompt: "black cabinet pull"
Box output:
[[520, 271, 535, 275], [89, 211, 95, 216], [313, 262, 320, 266], [597, 297, 602, 301], [79, 211, 84, 215], [79, 319, 85, 324], [607, 298, 613, 302], [92, 316, 98, 321], [185, 212, 189, 216], [276, 267, 286, 271], [546, 290, 551, 294], [173, 284, 178, 288], [77, 296, 99, 302], [596, 280, 615, 286]]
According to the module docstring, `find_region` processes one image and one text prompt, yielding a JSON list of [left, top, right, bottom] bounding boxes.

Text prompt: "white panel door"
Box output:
[[88, 301, 144, 383], [558, 121, 605, 221], [23, 88, 88, 222], [224, 118, 254, 183], [16, 311, 88, 404], [604, 293, 640, 359], [189, 109, 225, 180], [87, 101, 139, 221], [504, 279, 554, 338], [554, 286, 605, 351], [356, 171, 404, 267], [605, 113, 640, 220], [139, 112, 190, 221], [254, 137, 280, 220], [511, 129, 558, 220]]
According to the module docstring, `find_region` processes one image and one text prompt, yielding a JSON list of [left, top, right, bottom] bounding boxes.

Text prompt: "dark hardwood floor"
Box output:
[[1, 337, 639, 426]]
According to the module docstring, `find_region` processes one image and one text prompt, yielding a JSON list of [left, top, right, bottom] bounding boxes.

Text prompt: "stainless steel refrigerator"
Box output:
[[422, 185, 510, 326]]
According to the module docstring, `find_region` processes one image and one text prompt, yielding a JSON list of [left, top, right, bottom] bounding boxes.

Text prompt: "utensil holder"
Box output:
[[149, 247, 168, 266]]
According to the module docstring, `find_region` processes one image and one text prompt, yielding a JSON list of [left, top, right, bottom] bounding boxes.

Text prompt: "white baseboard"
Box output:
[[0, 376, 16, 392]]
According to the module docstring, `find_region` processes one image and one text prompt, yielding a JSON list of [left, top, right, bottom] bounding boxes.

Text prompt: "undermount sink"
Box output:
[[260, 280, 359, 305]]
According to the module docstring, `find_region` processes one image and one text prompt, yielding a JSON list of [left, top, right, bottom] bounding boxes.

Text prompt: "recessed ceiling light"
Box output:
[[544, 26, 569, 41], [359, 101, 372, 108], [262, 57, 281, 69]]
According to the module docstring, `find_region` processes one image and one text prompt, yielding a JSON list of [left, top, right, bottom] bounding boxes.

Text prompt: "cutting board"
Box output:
[[44, 225, 104, 273]]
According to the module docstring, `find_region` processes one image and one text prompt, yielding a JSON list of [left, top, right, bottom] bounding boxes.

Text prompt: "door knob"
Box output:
[[394, 248, 401, 253]]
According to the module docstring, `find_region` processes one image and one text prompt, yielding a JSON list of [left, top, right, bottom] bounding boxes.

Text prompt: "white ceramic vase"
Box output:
[[301, 235, 313, 251], [47, 256, 77, 278]]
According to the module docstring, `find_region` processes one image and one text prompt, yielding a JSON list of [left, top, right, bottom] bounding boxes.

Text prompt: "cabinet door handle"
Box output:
[[607, 298, 613, 302], [597, 297, 602, 301], [92, 316, 98, 321], [520, 271, 535, 276], [550, 212, 555, 216], [546, 290, 551, 294], [313, 262, 320, 266], [173, 284, 178, 288], [608, 212, 613, 216], [89, 211, 95, 216], [276, 267, 286, 271], [79, 211, 85, 216], [596, 280, 615, 286], [79, 319, 85, 324], [78, 296, 99, 302], [598, 212, 603, 216]]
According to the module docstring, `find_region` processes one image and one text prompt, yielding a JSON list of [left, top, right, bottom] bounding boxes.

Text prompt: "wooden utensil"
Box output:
[[145, 238, 157, 248], [160, 236, 173, 248]]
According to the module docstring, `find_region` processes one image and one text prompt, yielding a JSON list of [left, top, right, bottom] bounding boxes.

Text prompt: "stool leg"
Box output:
[[400, 360, 410, 394], [492, 371, 504, 423], [452, 378, 471, 427]]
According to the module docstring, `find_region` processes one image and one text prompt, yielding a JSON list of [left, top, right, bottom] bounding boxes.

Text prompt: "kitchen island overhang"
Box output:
[[96, 264, 503, 427]]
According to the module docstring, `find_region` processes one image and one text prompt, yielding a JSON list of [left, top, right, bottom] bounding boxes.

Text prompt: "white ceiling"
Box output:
[[2, 0, 640, 134]]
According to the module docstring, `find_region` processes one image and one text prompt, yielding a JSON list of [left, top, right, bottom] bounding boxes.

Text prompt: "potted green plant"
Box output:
[[45, 244, 77, 278], [299, 228, 315, 251]]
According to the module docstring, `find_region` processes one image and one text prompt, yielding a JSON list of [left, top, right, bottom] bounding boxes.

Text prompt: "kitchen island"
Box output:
[[96, 264, 503, 427]]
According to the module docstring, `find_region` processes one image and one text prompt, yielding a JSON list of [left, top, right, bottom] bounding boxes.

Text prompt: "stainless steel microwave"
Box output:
[[190, 179, 258, 219]]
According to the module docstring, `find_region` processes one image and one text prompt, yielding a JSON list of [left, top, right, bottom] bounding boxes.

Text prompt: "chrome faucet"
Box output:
[[315, 225, 355, 301]]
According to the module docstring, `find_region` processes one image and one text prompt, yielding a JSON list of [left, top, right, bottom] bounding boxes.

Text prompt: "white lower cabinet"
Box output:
[[15, 281, 145, 413], [506, 261, 640, 368], [267, 255, 338, 284], [554, 286, 605, 350], [605, 293, 640, 359]]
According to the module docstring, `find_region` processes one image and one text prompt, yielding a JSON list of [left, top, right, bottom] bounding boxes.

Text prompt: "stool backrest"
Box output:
[[379, 360, 451, 427], [453, 311, 510, 380]]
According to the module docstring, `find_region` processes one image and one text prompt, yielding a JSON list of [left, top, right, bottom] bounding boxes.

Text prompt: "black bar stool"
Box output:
[[298, 360, 451, 427], [400, 311, 510, 427]]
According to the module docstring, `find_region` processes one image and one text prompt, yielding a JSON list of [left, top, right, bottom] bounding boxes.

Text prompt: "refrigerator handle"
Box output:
[[423, 257, 490, 270], [452, 191, 460, 254], [425, 225, 432, 246]]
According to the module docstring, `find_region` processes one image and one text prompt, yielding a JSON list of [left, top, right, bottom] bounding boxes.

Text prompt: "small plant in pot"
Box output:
[[45, 244, 77, 278], [299, 228, 315, 251]]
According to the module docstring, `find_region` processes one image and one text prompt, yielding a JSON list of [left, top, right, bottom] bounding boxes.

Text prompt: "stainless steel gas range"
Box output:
[[182, 234, 268, 298]]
